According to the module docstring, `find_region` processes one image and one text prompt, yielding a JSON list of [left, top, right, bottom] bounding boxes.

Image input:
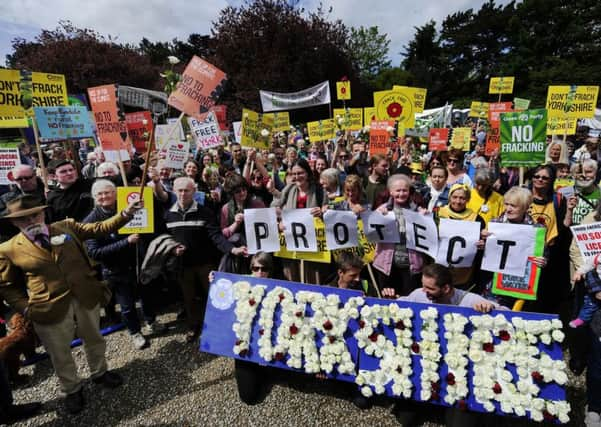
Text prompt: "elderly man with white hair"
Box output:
[[165, 177, 248, 343]]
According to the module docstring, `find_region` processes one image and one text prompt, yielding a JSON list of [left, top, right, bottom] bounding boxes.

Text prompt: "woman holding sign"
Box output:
[[373, 174, 425, 296]]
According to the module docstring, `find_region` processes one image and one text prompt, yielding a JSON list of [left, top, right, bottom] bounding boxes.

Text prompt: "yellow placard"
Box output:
[[333, 108, 363, 130], [0, 70, 68, 118], [336, 81, 351, 100], [0, 115, 29, 128], [116, 187, 155, 234], [469, 101, 490, 118], [554, 178, 575, 191], [307, 119, 336, 142], [489, 77, 515, 94], [275, 218, 331, 264], [240, 108, 273, 149], [263, 112, 290, 132], [450, 127, 472, 151], [373, 89, 415, 128], [363, 107, 376, 127], [0, 69, 24, 117], [331, 219, 376, 264], [546, 117, 577, 136], [393, 86, 427, 113], [546, 85, 599, 119]]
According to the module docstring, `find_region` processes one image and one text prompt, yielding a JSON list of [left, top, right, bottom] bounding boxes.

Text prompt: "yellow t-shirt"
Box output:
[[466, 190, 504, 226], [528, 201, 558, 244]]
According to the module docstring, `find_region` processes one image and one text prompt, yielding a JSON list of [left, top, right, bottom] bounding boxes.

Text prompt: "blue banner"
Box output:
[[34, 106, 95, 140], [201, 272, 571, 423]]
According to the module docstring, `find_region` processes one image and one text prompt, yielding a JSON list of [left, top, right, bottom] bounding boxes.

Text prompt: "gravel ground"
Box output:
[[10, 308, 588, 427]]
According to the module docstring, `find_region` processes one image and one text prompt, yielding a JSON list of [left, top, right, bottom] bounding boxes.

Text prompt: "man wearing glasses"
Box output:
[[0, 165, 46, 242]]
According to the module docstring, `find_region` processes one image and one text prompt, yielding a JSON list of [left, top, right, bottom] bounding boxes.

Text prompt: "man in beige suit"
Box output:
[[0, 195, 142, 414]]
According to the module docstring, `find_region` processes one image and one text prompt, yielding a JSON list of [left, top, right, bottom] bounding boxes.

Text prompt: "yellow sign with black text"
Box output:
[[117, 187, 155, 234], [489, 77, 515, 94]]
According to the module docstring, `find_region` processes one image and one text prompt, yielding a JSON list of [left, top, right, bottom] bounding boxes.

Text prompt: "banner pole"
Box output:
[[366, 264, 381, 298], [300, 259, 305, 284], [116, 148, 128, 187], [138, 122, 155, 199], [30, 117, 49, 192], [519, 166, 524, 187]]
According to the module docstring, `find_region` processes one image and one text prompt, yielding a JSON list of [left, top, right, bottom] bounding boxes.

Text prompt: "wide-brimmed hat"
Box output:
[[0, 195, 47, 219]]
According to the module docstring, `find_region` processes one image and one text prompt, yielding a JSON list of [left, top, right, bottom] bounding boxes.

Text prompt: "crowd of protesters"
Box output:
[[1, 121, 601, 426]]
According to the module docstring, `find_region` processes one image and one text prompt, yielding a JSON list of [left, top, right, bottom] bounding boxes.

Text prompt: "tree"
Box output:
[[346, 26, 391, 84], [8, 21, 162, 93]]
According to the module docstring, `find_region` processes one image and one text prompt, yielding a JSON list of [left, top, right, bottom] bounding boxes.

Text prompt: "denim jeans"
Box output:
[[587, 331, 601, 413], [108, 274, 156, 335], [578, 293, 601, 322]]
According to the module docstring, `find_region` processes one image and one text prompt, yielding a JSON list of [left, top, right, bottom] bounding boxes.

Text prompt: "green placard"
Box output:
[[500, 109, 547, 167], [492, 227, 546, 300], [513, 97, 530, 111]]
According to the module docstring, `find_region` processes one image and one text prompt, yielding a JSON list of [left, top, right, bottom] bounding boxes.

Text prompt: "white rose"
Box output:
[[167, 55, 180, 65], [361, 386, 373, 397]]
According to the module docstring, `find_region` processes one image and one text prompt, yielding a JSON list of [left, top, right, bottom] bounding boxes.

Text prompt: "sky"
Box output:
[[0, 0, 512, 67]]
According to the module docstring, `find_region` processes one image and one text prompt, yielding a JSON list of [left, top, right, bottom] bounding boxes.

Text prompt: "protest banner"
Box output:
[[402, 209, 439, 260], [188, 112, 224, 151], [34, 106, 95, 140], [202, 271, 570, 422], [244, 208, 281, 254], [485, 102, 513, 155], [163, 138, 190, 170], [0, 69, 24, 117], [393, 86, 427, 113], [332, 218, 377, 265], [125, 111, 153, 153], [492, 227, 546, 301], [363, 107, 376, 127], [546, 85, 599, 119], [435, 219, 481, 268], [88, 84, 131, 161], [263, 112, 291, 132], [118, 85, 168, 111], [240, 108, 273, 149], [0, 142, 21, 185], [373, 89, 415, 128], [513, 97, 530, 111], [428, 128, 449, 151], [368, 120, 394, 156], [360, 210, 400, 243], [116, 187, 154, 234], [307, 119, 336, 143], [232, 121, 242, 143], [333, 108, 363, 131], [210, 105, 228, 131], [168, 56, 227, 120], [336, 81, 351, 100], [489, 77, 515, 94], [282, 209, 318, 252], [570, 221, 601, 260], [0, 116, 28, 129], [546, 117, 577, 136], [468, 101, 489, 118], [260, 81, 331, 112], [450, 127, 471, 151], [500, 109, 547, 167], [323, 210, 359, 250], [482, 222, 535, 276], [275, 218, 330, 264]]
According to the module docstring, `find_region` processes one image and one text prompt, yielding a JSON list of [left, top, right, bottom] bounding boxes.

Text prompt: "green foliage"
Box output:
[[346, 26, 391, 83]]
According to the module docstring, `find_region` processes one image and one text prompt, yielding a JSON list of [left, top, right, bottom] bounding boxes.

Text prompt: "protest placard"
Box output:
[[360, 210, 400, 243], [125, 111, 153, 153], [492, 227, 545, 300], [450, 127, 471, 151], [368, 120, 393, 156], [428, 128, 449, 151], [435, 218, 480, 268], [240, 108, 273, 149], [163, 138, 190, 170], [210, 104, 228, 131], [116, 187, 154, 234], [333, 108, 363, 131], [500, 109, 547, 167], [307, 119, 336, 143], [571, 221, 601, 260], [546, 117, 577, 136], [188, 112, 224, 151], [393, 86, 427, 113], [489, 77, 515, 94], [0, 69, 24, 117], [373, 89, 415, 128], [323, 210, 359, 250], [486, 102, 513, 155], [34, 106, 95, 140], [275, 218, 331, 264], [168, 56, 227, 120], [244, 208, 281, 254], [232, 121, 242, 143], [403, 209, 439, 259], [263, 112, 290, 132], [363, 107, 376, 127], [546, 85, 599, 119], [513, 97, 530, 111], [468, 101, 489, 118], [481, 222, 535, 276], [0, 143, 21, 185], [0, 116, 28, 129], [336, 81, 351, 100], [88, 84, 131, 159], [202, 271, 570, 422], [282, 209, 318, 252]]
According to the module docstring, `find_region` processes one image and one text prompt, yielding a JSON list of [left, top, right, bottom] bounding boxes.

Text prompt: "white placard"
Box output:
[[481, 222, 535, 276], [282, 209, 317, 252], [163, 138, 190, 170], [360, 210, 401, 243], [188, 112, 224, 150], [402, 209, 439, 259], [570, 221, 601, 260], [244, 208, 280, 254], [435, 218, 481, 267], [323, 210, 359, 250], [233, 121, 242, 143]]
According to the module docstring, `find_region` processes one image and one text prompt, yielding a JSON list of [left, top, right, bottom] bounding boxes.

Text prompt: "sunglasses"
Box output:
[[15, 175, 34, 181], [251, 265, 268, 272], [532, 175, 550, 181], [447, 158, 459, 164], [339, 155, 349, 159]]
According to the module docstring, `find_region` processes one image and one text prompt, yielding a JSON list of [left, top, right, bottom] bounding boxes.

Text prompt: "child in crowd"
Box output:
[[570, 254, 601, 330]]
